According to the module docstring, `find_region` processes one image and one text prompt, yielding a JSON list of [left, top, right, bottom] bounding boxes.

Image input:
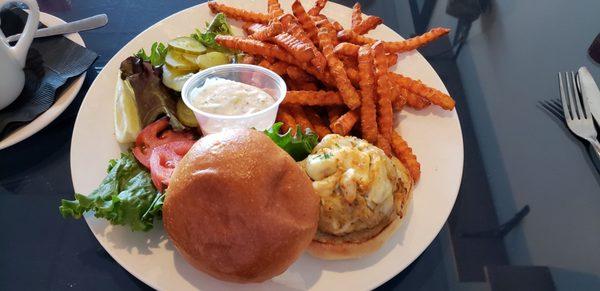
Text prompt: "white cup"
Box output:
[[0, 0, 39, 110], [181, 64, 287, 135]]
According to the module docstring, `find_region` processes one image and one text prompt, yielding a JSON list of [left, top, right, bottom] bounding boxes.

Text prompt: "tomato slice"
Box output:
[[132, 118, 195, 168], [149, 140, 195, 192]]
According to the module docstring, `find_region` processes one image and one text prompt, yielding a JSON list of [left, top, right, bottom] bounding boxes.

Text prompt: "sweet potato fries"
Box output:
[[210, 0, 456, 182]]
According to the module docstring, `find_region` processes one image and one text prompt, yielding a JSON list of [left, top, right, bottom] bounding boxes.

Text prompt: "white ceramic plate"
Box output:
[[70, 1, 463, 290], [0, 12, 86, 150]]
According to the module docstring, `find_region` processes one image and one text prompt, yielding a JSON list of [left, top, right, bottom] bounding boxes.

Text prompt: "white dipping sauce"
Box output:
[[189, 77, 275, 116]]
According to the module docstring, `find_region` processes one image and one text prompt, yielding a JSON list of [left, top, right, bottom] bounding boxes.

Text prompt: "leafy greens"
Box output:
[[134, 42, 168, 67], [120, 56, 185, 131], [59, 152, 164, 232], [191, 13, 233, 52], [264, 122, 319, 161]]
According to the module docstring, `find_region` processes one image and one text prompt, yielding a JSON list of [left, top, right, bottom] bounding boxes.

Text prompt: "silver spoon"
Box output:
[[5, 14, 108, 42]]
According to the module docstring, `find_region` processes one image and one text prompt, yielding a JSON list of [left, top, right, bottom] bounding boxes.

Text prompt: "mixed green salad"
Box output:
[[59, 14, 318, 231]]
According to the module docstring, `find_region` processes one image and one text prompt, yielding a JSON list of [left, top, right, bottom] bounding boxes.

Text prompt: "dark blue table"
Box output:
[[1, 0, 599, 290]]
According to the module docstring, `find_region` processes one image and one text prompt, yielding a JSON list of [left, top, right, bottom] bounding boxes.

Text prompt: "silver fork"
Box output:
[[558, 71, 600, 154]]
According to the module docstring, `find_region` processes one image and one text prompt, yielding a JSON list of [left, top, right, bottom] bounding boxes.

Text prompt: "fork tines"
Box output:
[[558, 71, 591, 120]]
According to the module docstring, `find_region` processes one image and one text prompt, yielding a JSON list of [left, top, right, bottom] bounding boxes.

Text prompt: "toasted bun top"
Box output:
[[163, 129, 320, 283]]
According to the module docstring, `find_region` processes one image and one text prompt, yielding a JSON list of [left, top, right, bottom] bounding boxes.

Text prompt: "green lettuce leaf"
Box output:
[[134, 42, 168, 67], [59, 152, 162, 232], [264, 122, 319, 161], [191, 13, 232, 52]]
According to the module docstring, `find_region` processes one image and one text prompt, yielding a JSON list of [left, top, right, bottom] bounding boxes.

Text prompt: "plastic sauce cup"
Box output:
[[181, 64, 286, 135]]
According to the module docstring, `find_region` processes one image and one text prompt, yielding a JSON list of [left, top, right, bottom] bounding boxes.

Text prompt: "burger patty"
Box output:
[[313, 184, 410, 244], [314, 211, 398, 244], [302, 135, 413, 238]]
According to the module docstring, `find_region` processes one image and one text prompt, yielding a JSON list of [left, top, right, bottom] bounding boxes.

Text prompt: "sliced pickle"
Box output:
[[176, 98, 199, 127], [165, 49, 198, 71], [168, 36, 207, 54], [162, 65, 194, 92], [195, 52, 231, 69]]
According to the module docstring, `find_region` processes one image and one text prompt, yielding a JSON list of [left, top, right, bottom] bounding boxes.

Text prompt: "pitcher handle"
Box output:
[[1, 0, 39, 68]]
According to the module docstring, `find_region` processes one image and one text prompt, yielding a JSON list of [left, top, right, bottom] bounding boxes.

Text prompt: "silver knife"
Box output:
[[578, 66, 600, 123], [6, 14, 108, 43]]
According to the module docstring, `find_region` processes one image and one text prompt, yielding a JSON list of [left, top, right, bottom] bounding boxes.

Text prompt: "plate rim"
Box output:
[[0, 12, 86, 150], [71, 1, 464, 290]]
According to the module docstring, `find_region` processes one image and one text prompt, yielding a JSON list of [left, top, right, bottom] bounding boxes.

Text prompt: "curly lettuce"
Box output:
[[59, 152, 163, 232], [264, 122, 319, 161], [134, 42, 168, 67], [191, 13, 232, 52]]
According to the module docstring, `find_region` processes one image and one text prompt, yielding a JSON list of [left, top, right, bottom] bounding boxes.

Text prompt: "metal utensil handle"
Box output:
[[587, 142, 600, 174], [6, 14, 108, 43]]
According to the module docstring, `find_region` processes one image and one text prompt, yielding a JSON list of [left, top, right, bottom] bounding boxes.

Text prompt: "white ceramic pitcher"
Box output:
[[0, 0, 39, 110]]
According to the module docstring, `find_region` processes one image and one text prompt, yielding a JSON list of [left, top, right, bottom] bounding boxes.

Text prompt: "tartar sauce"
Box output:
[[189, 77, 275, 116]]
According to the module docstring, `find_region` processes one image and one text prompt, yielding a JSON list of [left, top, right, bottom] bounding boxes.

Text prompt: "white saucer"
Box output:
[[0, 12, 87, 150]]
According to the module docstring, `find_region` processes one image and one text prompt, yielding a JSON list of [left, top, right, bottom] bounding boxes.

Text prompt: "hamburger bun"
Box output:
[[163, 129, 320, 283]]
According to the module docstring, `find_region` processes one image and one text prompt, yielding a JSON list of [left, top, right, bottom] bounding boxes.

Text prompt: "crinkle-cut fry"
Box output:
[[215, 35, 327, 85], [267, 0, 284, 18], [315, 18, 339, 47], [345, 66, 360, 87], [339, 54, 359, 86], [279, 14, 328, 72], [387, 72, 455, 110], [351, 3, 362, 30], [357, 45, 379, 144], [208, 2, 270, 24], [391, 131, 420, 181], [338, 27, 451, 53], [327, 106, 344, 125], [310, 14, 327, 22], [216, 35, 291, 61], [288, 105, 314, 132], [272, 32, 314, 62], [245, 23, 267, 35], [297, 82, 319, 91], [318, 26, 361, 109], [337, 29, 374, 45], [242, 22, 262, 35], [334, 42, 360, 56], [376, 134, 392, 157], [332, 21, 344, 32], [392, 93, 407, 111], [308, 0, 327, 16], [304, 107, 331, 139], [279, 14, 311, 43], [373, 41, 394, 141], [240, 54, 257, 64], [271, 61, 290, 76], [339, 54, 358, 69], [331, 110, 359, 135], [353, 15, 382, 35], [226, 25, 328, 86], [403, 87, 431, 109], [257, 59, 289, 76], [387, 53, 398, 67], [286, 65, 316, 83], [276, 107, 297, 134], [292, 0, 319, 44], [284, 90, 344, 106], [334, 42, 398, 66], [304, 65, 336, 88], [249, 20, 282, 41], [383, 27, 450, 53]]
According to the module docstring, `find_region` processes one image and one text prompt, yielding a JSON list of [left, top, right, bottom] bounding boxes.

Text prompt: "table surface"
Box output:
[[1, 0, 599, 290]]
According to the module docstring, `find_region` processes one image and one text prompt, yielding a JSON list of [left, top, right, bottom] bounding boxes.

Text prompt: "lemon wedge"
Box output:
[[114, 75, 142, 143]]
